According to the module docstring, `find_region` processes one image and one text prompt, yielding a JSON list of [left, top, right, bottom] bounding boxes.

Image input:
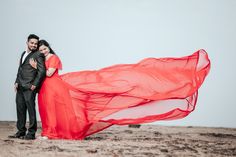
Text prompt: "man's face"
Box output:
[[27, 38, 38, 51]]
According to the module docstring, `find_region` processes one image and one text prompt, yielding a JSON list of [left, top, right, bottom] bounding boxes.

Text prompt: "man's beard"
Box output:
[[29, 46, 37, 51]]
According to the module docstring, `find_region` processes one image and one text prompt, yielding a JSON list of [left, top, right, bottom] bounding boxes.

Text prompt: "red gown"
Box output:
[[38, 49, 210, 139]]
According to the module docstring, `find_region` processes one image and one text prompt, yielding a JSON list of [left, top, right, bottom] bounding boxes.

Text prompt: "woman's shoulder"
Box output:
[[47, 54, 62, 69], [49, 54, 60, 61]]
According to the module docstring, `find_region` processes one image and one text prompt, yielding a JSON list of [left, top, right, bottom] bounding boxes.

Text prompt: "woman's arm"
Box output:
[[46, 68, 57, 77], [29, 58, 57, 77]]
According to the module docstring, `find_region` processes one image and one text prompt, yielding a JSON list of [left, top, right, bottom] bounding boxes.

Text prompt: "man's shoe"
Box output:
[[23, 134, 36, 140], [8, 132, 25, 139]]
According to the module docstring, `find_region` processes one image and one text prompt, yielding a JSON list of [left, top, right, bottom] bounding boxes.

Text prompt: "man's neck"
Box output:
[[26, 49, 31, 53]]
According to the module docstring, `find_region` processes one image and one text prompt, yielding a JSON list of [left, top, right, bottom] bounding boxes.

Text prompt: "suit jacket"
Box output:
[[15, 50, 46, 91]]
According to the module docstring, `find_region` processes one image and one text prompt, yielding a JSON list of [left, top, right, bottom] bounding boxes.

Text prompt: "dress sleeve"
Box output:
[[48, 55, 62, 70]]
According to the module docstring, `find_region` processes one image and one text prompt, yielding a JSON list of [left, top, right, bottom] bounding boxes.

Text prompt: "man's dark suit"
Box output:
[[15, 50, 46, 137]]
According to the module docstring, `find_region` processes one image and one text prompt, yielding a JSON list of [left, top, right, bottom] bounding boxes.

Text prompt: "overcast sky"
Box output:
[[0, 0, 235, 128]]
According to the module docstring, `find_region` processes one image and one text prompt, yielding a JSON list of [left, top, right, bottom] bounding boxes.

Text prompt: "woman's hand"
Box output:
[[29, 58, 37, 69]]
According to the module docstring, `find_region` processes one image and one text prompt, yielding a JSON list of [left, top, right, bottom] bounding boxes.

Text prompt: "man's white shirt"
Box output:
[[22, 51, 31, 64]]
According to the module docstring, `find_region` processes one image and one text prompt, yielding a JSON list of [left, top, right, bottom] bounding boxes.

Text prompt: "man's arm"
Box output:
[[32, 52, 46, 88], [15, 56, 22, 92], [15, 66, 20, 88]]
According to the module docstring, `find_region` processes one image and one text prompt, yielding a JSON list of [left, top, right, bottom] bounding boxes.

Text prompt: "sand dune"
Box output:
[[0, 121, 235, 157]]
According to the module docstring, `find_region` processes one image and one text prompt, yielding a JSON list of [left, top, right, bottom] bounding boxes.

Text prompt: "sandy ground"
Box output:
[[0, 121, 235, 157]]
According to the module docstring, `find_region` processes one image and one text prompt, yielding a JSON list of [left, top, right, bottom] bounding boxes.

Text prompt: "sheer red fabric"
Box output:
[[38, 49, 210, 139]]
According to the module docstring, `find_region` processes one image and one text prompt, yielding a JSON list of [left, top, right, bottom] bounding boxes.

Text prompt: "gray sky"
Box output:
[[0, 0, 235, 128]]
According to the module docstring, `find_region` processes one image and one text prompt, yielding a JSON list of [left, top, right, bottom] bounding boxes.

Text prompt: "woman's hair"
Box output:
[[38, 39, 55, 54]]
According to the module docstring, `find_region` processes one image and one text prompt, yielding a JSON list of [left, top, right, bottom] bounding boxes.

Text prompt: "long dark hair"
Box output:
[[38, 39, 55, 54]]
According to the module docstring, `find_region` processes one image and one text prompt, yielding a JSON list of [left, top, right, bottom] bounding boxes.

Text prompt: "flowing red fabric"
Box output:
[[38, 49, 210, 139]]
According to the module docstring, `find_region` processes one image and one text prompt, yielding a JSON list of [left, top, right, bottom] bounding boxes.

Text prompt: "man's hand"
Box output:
[[30, 85, 36, 91], [14, 83, 18, 92]]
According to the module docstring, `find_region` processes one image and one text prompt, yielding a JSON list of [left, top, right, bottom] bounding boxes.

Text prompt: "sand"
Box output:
[[0, 121, 235, 157]]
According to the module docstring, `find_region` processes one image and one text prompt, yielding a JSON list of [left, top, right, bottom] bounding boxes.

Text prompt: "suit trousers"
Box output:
[[16, 87, 37, 136]]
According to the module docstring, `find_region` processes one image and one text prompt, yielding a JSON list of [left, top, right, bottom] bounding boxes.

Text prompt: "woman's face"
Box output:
[[39, 45, 50, 56]]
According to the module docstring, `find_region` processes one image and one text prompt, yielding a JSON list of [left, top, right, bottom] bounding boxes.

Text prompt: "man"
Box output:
[[8, 34, 46, 140]]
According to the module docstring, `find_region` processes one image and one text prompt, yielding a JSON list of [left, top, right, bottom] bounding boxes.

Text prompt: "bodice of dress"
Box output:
[[45, 55, 62, 77]]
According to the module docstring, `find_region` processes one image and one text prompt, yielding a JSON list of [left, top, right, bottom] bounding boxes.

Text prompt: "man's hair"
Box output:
[[27, 34, 39, 41]]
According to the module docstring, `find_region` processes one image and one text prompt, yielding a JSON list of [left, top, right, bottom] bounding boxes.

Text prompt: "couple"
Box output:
[[9, 34, 211, 140]]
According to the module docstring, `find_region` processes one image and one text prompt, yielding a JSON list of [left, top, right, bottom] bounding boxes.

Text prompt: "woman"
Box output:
[[30, 40, 210, 140]]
